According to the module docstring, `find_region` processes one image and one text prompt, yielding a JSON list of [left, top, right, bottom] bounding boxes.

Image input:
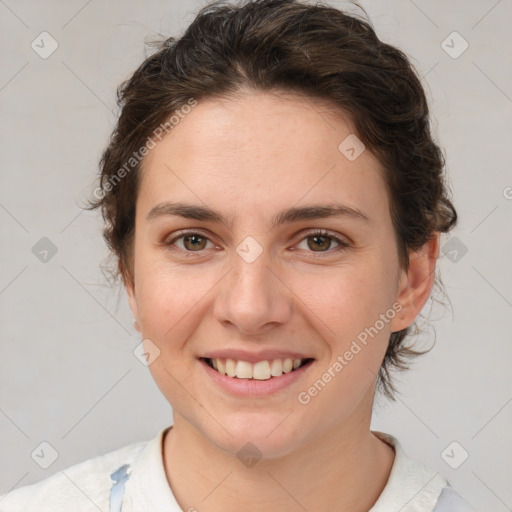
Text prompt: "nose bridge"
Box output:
[[231, 238, 275, 307], [215, 236, 291, 333]]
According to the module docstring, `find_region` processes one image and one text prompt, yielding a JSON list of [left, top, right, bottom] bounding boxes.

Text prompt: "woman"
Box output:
[[0, 0, 477, 510]]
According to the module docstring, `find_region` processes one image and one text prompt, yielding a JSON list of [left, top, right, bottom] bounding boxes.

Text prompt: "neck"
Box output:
[[162, 403, 394, 512]]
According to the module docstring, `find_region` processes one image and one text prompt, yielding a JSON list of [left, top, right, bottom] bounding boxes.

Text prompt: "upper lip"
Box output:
[[201, 349, 314, 364]]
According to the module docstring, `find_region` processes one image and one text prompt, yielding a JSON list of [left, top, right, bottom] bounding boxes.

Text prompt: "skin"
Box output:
[[126, 89, 439, 512]]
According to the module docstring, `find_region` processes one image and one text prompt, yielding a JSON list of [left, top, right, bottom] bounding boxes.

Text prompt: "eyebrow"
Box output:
[[146, 201, 371, 229]]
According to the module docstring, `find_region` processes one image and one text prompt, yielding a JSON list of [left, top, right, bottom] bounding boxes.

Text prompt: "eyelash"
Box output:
[[162, 229, 350, 258]]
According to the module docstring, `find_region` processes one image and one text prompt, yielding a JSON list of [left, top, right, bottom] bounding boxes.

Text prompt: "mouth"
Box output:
[[201, 357, 314, 380]]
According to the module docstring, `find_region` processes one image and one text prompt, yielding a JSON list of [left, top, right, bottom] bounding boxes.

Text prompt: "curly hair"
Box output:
[[88, 0, 457, 400]]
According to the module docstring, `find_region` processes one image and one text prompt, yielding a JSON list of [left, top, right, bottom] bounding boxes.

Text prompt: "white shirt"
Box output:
[[0, 427, 477, 511]]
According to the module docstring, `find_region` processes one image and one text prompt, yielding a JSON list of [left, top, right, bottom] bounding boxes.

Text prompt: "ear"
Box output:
[[120, 261, 141, 333], [390, 233, 440, 333]]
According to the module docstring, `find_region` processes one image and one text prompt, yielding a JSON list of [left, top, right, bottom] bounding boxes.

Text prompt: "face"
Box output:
[[126, 90, 432, 458]]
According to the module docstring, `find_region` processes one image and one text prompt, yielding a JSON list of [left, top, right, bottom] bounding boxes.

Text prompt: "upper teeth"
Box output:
[[210, 358, 304, 380]]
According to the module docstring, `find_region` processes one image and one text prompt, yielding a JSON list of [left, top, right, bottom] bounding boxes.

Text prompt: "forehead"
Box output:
[[148, 90, 360, 164], [137, 91, 390, 226]]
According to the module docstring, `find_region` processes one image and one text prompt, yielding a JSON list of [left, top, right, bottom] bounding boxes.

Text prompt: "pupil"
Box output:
[[185, 235, 205, 251], [310, 235, 329, 251]]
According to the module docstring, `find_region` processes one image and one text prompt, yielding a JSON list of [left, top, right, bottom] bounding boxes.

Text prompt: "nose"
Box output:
[[213, 245, 292, 336]]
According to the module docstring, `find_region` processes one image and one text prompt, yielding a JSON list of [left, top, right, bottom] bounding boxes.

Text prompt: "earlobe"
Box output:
[[390, 233, 440, 333]]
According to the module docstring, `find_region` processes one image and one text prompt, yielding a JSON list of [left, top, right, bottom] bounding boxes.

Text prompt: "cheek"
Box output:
[[134, 257, 217, 351], [291, 261, 395, 337], [292, 263, 397, 402], [293, 270, 394, 423], [134, 266, 210, 400]]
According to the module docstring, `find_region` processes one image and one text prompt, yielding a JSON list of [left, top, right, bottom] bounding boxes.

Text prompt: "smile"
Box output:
[[203, 357, 314, 380]]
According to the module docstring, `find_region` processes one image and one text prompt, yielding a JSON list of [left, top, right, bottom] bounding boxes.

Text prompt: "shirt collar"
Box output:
[[369, 431, 448, 511], [123, 427, 448, 512], [123, 426, 181, 511]]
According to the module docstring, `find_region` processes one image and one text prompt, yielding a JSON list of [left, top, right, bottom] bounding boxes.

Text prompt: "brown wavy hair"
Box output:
[[88, 0, 457, 400]]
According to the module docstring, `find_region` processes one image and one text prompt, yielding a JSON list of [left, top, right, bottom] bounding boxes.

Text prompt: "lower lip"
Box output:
[[200, 359, 314, 397]]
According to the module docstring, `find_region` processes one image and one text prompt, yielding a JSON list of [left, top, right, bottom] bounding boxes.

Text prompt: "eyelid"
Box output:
[[296, 228, 350, 245], [162, 228, 218, 250], [162, 227, 350, 256]]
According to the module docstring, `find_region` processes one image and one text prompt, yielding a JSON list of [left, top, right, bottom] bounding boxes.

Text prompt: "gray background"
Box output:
[[0, 0, 511, 510]]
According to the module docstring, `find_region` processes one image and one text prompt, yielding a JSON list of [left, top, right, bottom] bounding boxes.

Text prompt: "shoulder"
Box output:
[[370, 431, 477, 512], [0, 439, 148, 512], [433, 486, 479, 512]]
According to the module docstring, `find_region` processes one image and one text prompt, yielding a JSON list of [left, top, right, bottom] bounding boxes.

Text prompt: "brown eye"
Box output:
[[296, 229, 349, 255], [307, 233, 334, 251], [181, 233, 208, 251], [164, 231, 214, 253]]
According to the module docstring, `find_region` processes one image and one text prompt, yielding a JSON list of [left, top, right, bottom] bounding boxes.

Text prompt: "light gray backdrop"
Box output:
[[0, 0, 511, 510]]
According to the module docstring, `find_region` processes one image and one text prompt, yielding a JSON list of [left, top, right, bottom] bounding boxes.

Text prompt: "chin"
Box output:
[[199, 410, 310, 461]]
